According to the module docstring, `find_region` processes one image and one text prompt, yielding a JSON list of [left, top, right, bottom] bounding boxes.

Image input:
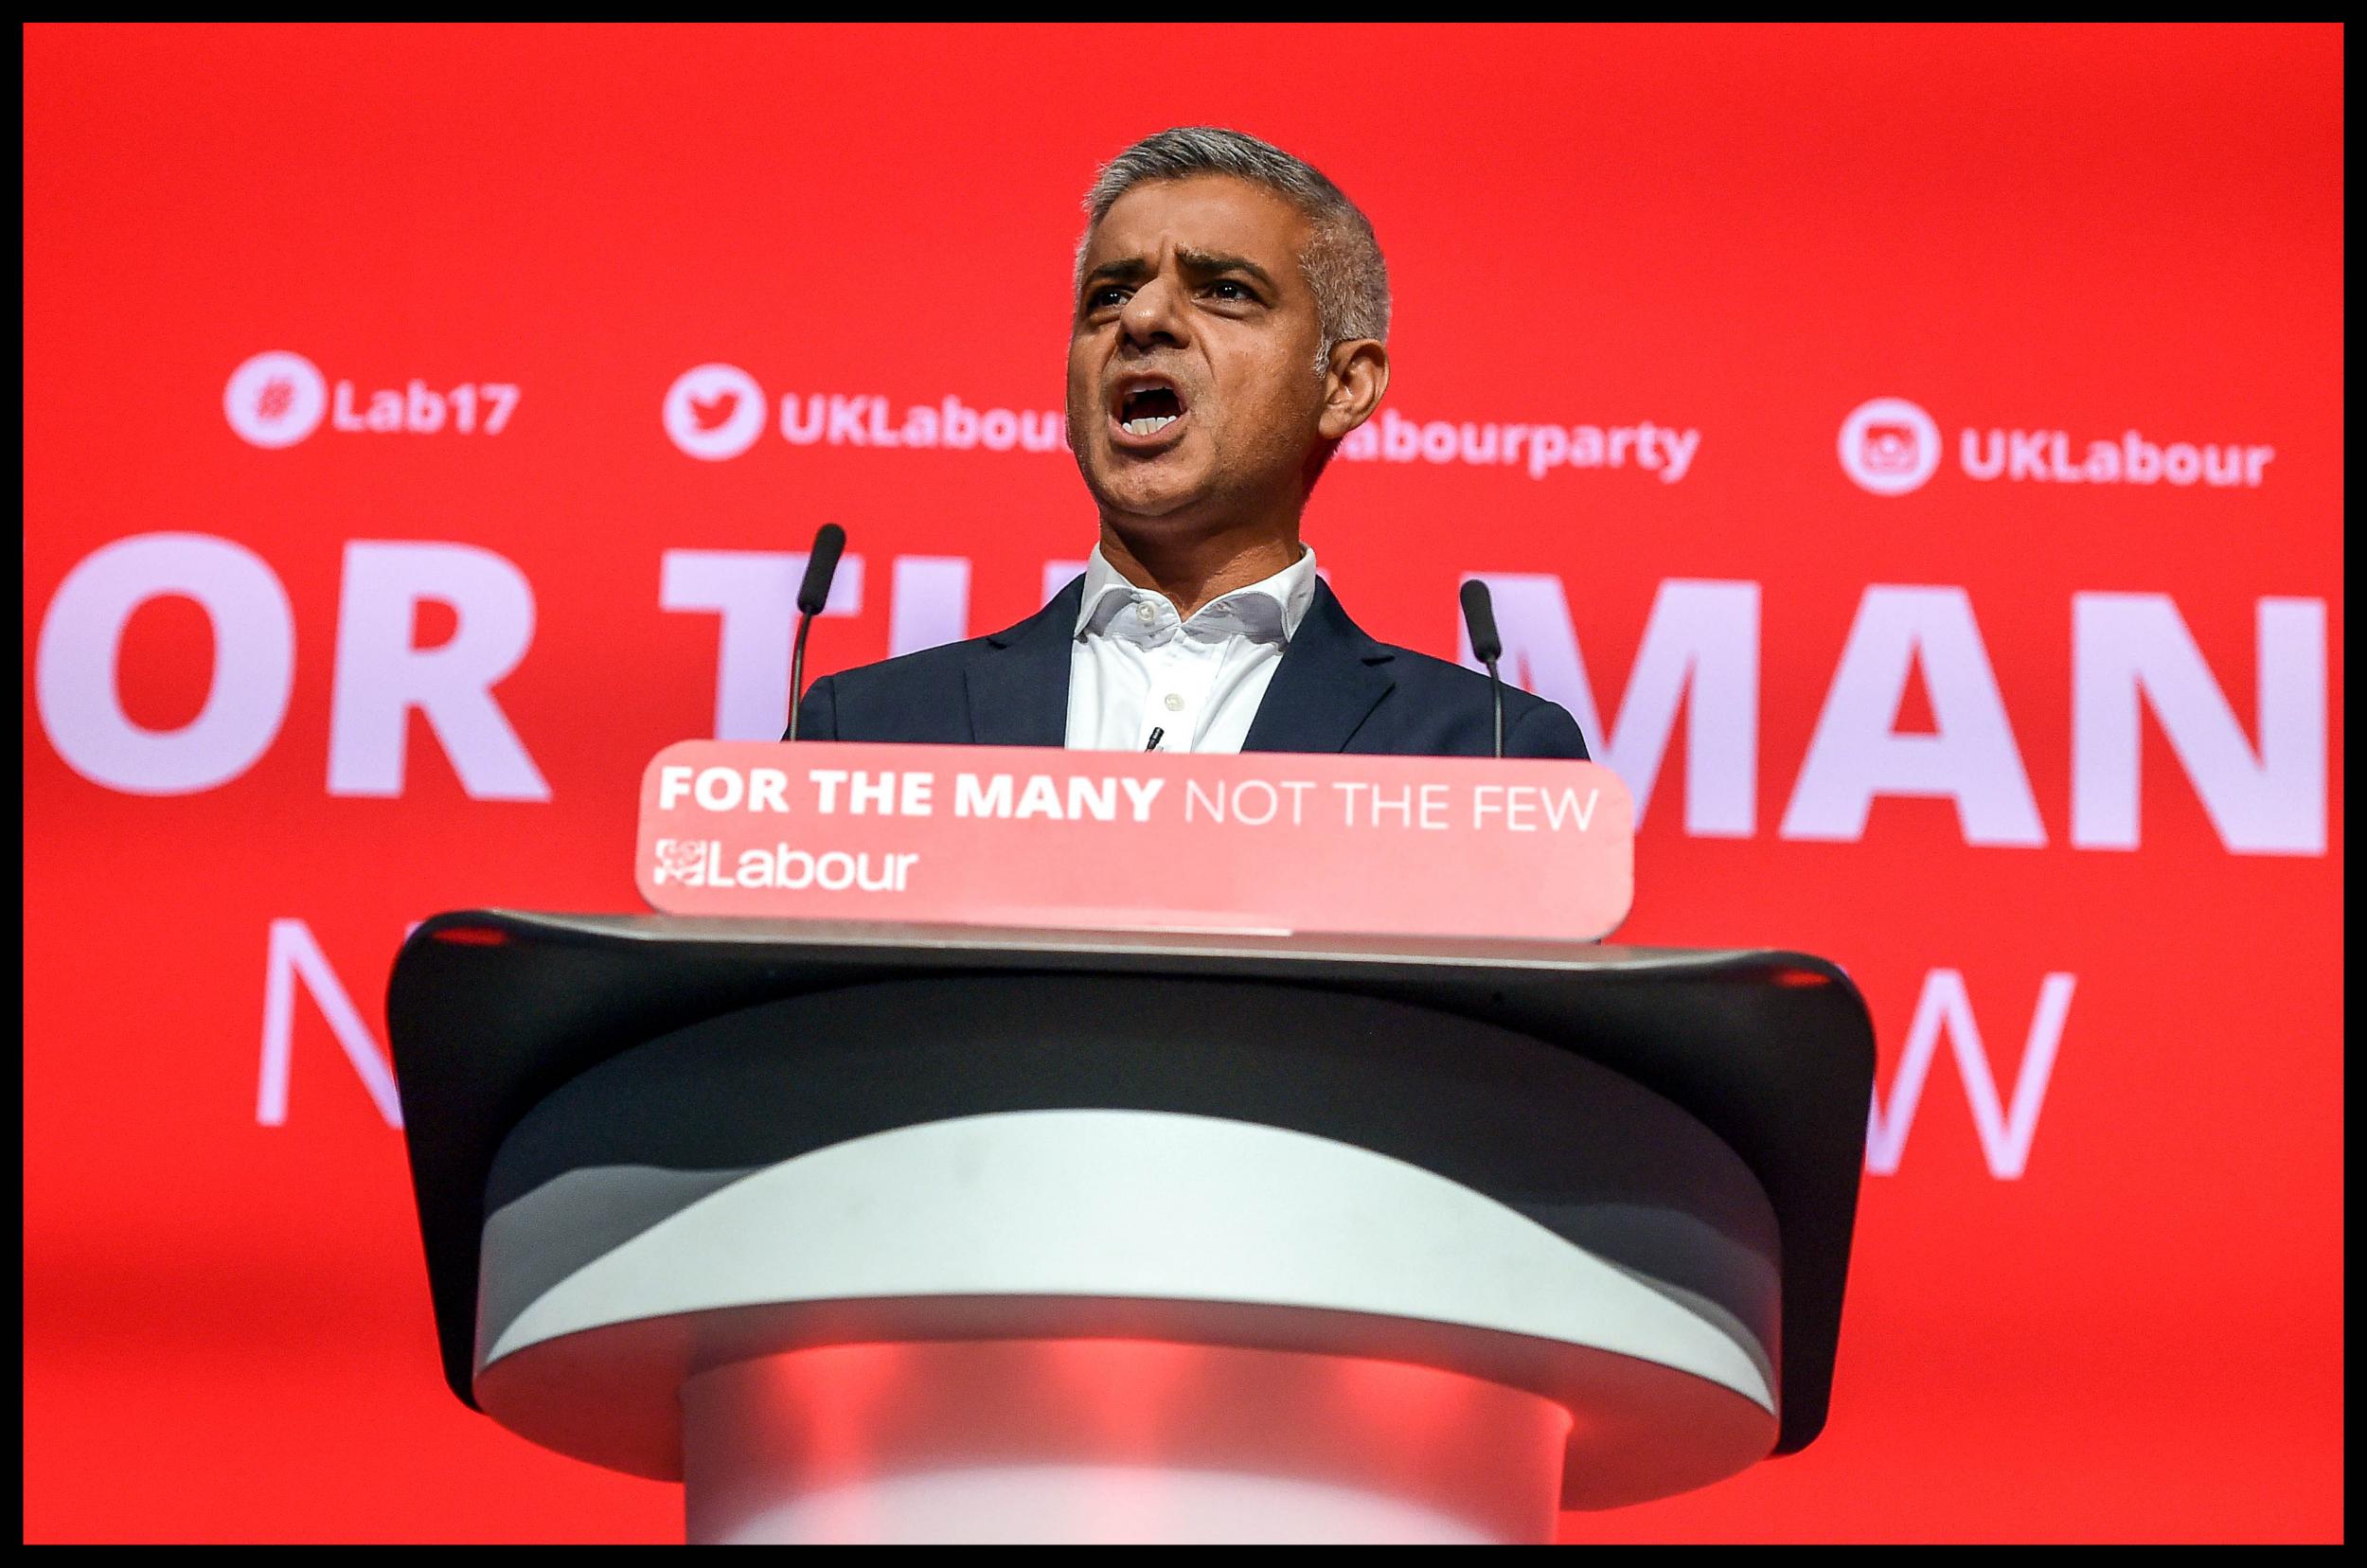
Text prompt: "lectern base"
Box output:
[[679, 1339, 1572, 1544]]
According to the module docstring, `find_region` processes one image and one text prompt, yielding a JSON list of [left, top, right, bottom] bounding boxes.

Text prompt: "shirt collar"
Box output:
[[1074, 543, 1320, 645]]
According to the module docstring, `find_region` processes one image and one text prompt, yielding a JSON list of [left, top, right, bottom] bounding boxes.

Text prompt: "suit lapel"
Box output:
[[1242, 582, 1397, 755], [965, 576, 1082, 746]]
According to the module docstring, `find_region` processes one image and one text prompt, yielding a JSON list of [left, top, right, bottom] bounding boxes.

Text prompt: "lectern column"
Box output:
[[680, 1339, 1571, 1544]]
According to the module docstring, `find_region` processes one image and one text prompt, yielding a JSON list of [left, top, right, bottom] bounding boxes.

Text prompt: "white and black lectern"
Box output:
[[387, 912, 1873, 1544]]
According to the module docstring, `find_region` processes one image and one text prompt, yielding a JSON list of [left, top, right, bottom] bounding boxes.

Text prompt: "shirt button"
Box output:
[[1136, 603, 1157, 625], [1165, 692, 1185, 712]]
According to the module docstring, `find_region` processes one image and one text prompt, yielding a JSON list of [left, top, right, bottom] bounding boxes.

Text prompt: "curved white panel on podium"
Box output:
[[475, 1108, 1779, 1524]]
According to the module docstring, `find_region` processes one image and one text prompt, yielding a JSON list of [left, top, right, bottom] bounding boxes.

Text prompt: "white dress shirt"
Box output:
[[1063, 544, 1320, 752]]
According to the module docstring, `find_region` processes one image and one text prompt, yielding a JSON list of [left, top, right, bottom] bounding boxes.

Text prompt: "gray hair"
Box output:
[[1076, 126, 1391, 365]]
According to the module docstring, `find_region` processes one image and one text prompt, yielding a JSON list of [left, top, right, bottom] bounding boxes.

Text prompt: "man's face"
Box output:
[[1067, 175, 1330, 529]]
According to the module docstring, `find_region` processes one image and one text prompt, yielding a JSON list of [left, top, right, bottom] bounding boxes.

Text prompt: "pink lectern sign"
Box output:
[[636, 740, 1632, 943]]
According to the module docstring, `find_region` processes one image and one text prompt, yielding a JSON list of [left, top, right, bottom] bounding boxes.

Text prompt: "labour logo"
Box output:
[[663, 364, 767, 461], [224, 351, 329, 449], [652, 838, 715, 886], [1838, 397, 1941, 495]]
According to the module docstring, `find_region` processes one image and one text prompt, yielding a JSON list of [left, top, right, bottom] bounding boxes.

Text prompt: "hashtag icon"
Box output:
[[255, 377, 294, 421]]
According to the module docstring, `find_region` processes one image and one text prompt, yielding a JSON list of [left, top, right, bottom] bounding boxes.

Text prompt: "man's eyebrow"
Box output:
[[1080, 257, 1153, 292], [1079, 250, 1281, 297], [1175, 249, 1278, 294]]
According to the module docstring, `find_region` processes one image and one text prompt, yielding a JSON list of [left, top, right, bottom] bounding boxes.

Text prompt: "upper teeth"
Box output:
[[1123, 414, 1179, 436]]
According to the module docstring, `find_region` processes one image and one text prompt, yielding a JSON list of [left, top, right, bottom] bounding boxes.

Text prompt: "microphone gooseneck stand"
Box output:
[[1460, 579, 1506, 760], [786, 523, 846, 743]]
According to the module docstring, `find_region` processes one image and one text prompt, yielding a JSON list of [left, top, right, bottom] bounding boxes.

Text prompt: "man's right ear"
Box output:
[[1319, 339, 1390, 440]]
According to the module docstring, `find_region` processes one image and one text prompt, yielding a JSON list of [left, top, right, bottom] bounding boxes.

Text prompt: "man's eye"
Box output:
[[1088, 287, 1130, 311], [1206, 280, 1253, 301]]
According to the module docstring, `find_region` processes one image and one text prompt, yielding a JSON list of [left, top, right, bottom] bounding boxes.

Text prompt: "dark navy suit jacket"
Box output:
[[791, 575, 1590, 759]]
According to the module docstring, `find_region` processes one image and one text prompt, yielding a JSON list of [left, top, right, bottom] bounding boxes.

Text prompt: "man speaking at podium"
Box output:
[[790, 127, 1590, 760]]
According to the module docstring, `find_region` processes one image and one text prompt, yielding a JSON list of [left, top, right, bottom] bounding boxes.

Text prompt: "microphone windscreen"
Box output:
[[1459, 578, 1504, 663], [797, 524, 846, 615]]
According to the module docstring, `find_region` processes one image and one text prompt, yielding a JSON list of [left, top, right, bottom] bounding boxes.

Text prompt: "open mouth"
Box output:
[[1110, 379, 1190, 446]]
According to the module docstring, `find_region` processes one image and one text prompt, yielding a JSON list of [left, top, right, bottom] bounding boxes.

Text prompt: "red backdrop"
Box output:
[[22, 24, 2343, 1542]]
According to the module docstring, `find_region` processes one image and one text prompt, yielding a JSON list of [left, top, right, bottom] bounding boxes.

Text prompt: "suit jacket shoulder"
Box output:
[[1361, 639, 1591, 760], [1335, 634, 1591, 762], [792, 579, 1082, 745]]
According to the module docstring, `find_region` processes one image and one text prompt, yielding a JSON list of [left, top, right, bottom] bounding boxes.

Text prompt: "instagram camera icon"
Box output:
[[1838, 398, 1941, 495]]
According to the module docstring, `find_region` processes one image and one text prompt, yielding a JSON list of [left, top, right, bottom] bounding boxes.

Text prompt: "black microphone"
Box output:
[[787, 523, 845, 742], [1459, 579, 1505, 760]]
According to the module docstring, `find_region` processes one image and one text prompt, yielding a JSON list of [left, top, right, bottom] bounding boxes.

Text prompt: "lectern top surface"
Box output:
[[476, 910, 1817, 976]]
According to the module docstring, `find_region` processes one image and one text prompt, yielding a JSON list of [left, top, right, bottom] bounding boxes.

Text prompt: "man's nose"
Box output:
[[1118, 275, 1189, 348]]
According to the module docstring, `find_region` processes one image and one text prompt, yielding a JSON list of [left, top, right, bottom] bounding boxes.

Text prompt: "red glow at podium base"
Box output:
[[680, 1339, 1574, 1544]]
